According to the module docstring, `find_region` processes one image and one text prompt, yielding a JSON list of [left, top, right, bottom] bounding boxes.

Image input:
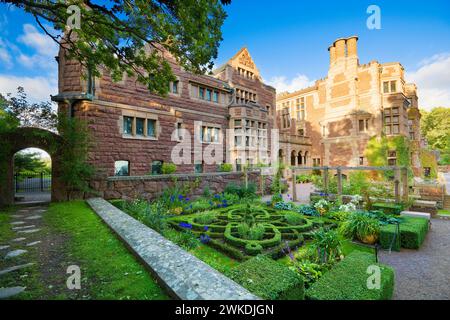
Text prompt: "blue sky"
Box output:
[[1, 0, 449, 110]]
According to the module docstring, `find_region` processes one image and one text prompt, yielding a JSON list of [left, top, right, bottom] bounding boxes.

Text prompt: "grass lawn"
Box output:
[[1, 201, 169, 300], [189, 243, 239, 276], [0, 207, 15, 244], [44, 201, 170, 300], [438, 209, 450, 216]]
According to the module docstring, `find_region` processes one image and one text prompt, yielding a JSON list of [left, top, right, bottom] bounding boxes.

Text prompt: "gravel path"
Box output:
[[379, 218, 450, 300]]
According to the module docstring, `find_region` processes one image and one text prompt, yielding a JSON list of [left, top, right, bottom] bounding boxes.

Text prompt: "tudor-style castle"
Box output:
[[53, 36, 428, 179], [276, 36, 425, 176]]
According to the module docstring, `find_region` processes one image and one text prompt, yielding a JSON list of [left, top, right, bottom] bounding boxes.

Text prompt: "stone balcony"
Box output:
[[279, 132, 312, 146]]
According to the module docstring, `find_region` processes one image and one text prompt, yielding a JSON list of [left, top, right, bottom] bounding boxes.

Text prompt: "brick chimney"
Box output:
[[328, 36, 359, 69]]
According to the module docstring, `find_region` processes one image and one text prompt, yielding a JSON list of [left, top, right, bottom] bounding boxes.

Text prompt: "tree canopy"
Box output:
[[420, 107, 450, 164], [2, 0, 230, 95], [14, 151, 50, 174], [0, 87, 57, 132]]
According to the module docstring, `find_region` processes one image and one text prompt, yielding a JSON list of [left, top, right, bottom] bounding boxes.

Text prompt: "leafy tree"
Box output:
[[420, 107, 450, 164], [0, 87, 57, 131], [14, 152, 50, 174], [2, 0, 230, 95]]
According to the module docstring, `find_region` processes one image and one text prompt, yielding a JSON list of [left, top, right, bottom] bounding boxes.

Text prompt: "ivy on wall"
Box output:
[[364, 136, 412, 180], [419, 149, 438, 179]]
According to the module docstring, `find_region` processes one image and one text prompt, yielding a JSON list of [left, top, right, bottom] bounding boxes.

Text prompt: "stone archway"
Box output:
[[0, 127, 66, 206]]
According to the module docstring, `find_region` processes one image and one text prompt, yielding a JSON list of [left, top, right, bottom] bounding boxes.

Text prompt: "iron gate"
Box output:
[[14, 172, 51, 193]]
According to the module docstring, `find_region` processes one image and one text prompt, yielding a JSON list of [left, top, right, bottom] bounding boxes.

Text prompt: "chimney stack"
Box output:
[[328, 45, 336, 65], [328, 36, 359, 68], [346, 36, 358, 57]]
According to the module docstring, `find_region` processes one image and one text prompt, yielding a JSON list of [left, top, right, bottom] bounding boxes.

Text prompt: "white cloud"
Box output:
[[0, 74, 57, 103], [406, 53, 450, 111], [16, 24, 58, 70], [17, 24, 58, 57], [0, 39, 12, 68], [266, 74, 314, 94]]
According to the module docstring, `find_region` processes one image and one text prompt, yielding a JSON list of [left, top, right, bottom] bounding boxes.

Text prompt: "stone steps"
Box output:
[[443, 195, 450, 210]]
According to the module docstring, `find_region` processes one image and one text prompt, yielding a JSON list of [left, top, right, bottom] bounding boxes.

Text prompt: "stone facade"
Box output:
[[276, 36, 425, 175], [54, 45, 276, 186]]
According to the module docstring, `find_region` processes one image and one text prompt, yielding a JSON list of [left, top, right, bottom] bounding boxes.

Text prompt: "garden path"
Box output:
[[0, 205, 45, 299], [379, 217, 450, 300]]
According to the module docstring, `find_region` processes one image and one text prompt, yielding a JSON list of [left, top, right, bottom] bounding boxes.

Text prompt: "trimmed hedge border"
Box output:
[[380, 216, 429, 250], [229, 255, 304, 300], [306, 251, 395, 300]]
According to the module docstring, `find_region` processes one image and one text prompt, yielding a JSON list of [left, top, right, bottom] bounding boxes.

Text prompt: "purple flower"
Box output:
[[200, 234, 210, 244], [178, 195, 184, 200], [179, 222, 192, 229], [185, 197, 190, 201], [204, 226, 209, 231], [170, 195, 175, 202]]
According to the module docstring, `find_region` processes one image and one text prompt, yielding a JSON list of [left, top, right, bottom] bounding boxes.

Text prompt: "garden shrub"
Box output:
[[297, 205, 319, 217], [339, 212, 380, 244], [229, 255, 304, 300], [379, 223, 401, 251], [398, 217, 429, 249], [194, 211, 216, 224], [162, 163, 177, 174], [372, 202, 404, 215], [224, 182, 257, 199], [208, 239, 247, 261], [284, 213, 304, 225], [244, 242, 263, 255], [218, 163, 233, 172], [306, 251, 394, 300]]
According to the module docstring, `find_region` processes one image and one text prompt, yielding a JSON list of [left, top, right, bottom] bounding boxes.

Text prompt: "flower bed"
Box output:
[[168, 202, 335, 259]]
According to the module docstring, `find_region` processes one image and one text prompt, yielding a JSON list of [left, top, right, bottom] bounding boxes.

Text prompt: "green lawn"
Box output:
[[44, 201, 170, 300], [1, 201, 169, 300], [0, 207, 14, 244]]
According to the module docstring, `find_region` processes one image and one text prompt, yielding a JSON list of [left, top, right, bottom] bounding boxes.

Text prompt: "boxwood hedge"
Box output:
[[306, 251, 394, 300], [229, 255, 304, 300], [380, 216, 429, 250]]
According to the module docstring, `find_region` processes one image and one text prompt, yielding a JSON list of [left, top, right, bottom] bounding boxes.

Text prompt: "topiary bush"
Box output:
[[229, 255, 304, 300], [306, 251, 394, 300], [161, 162, 177, 174], [379, 223, 401, 251], [380, 216, 428, 250], [398, 216, 429, 249]]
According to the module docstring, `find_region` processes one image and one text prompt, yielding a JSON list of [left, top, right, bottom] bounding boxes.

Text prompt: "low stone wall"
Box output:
[[89, 171, 272, 201], [438, 165, 450, 173], [86, 198, 258, 300], [412, 183, 445, 207]]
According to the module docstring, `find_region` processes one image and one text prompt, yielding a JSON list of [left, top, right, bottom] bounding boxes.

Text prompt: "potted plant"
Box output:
[[340, 212, 380, 245]]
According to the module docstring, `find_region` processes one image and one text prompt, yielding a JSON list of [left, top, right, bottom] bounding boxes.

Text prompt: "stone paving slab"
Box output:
[[0, 245, 10, 250], [25, 215, 42, 220], [10, 221, 26, 225], [0, 263, 34, 276], [86, 198, 259, 300], [18, 229, 40, 234], [5, 249, 28, 260], [0, 286, 26, 299], [26, 241, 41, 247], [11, 238, 26, 242], [12, 225, 35, 230]]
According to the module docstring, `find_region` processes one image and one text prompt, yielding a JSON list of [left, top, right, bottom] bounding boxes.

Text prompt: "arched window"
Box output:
[[298, 151, 303, 165], [291, 151, 297, 166]]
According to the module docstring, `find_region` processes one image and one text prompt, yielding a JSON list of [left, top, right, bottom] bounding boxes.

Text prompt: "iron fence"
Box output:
[[14, 172, 51, 193]]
